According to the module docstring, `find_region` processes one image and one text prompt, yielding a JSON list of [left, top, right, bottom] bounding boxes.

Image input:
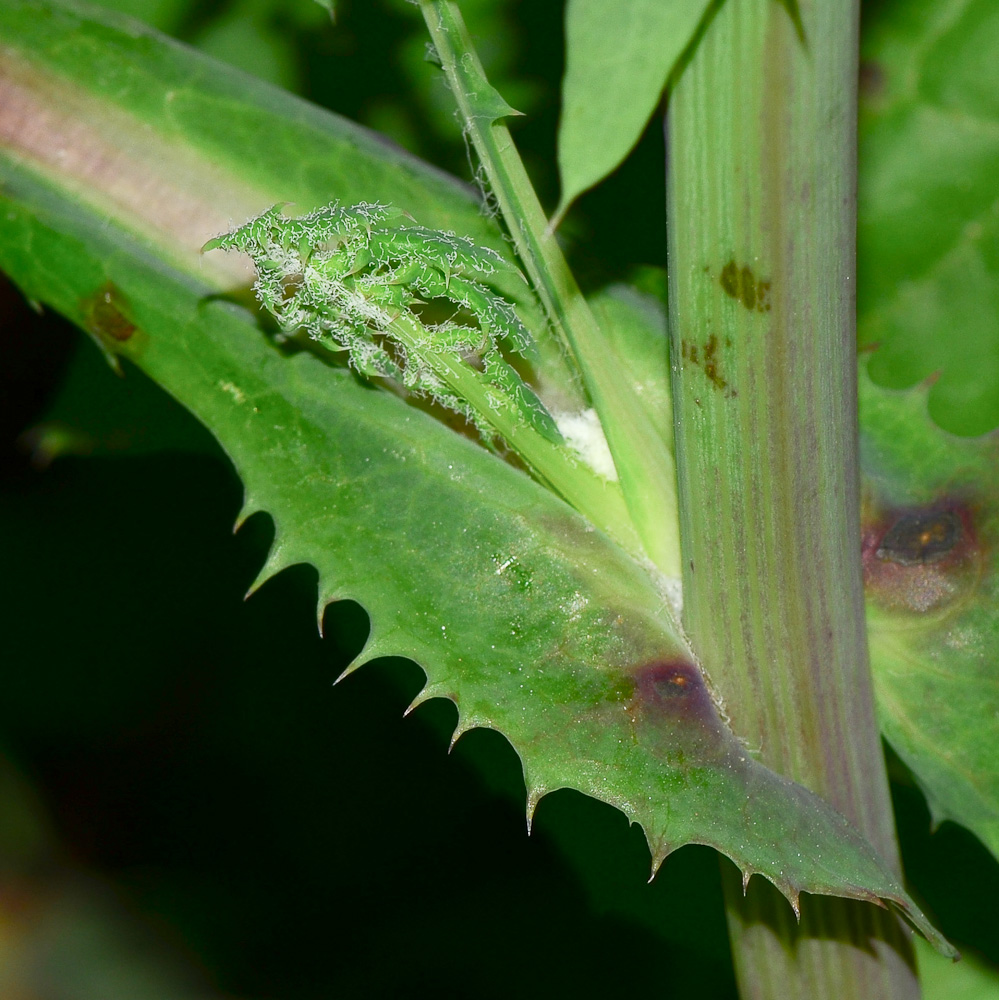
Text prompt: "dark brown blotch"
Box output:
[[876, 510, 964, 567], [859, 60, 886, 99], [862, 500, 982, 613], [720, 260, 740, 300], [682, 335, 735, 395], [81, 281, 135, 343], [719, 259, 772, 313]]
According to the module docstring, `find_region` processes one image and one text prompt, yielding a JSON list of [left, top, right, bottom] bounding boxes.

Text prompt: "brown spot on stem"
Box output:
[[682, 333, 736, 396], [719, 259, 772, 313], [702, 334, 726, 390], [720, 260, 739, 300]]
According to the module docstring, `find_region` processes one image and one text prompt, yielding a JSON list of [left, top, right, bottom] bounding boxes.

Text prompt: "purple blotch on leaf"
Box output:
[[630, 660, 729, 762]]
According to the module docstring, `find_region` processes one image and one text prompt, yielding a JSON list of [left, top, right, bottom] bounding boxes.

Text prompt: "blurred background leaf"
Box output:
[[858, 0, 999, 435]]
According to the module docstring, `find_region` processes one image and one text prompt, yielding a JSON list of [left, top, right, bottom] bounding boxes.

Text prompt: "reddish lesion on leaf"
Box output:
[[628, 659, 730, 762], [862, 499, 984, 614]]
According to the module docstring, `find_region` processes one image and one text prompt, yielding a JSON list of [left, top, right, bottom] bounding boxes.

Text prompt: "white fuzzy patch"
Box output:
[[553, 408, 618, 480], [659, 576, 683, 617]]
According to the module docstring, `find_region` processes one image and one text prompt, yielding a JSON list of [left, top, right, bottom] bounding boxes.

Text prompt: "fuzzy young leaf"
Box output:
[[202, 202, 642, 550], [204, 202, 541, 431]]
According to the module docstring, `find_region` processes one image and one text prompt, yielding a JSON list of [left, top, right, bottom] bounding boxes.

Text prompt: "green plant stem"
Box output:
[[419, 0, 680, 578], [666, 1, 919, 997], [385, 312, 642, 554]]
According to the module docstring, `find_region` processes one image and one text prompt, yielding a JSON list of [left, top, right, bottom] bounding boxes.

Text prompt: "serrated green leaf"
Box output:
[[859, 358, 999, 863], [858, 0, 999, 436], [0, 166, 951, 952], [555, 0, 712, 224], [0, 0, 956, 952], [0, 5, 947, 949]]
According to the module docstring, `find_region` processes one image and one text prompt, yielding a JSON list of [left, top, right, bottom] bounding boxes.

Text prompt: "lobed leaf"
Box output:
[[857, 0, 999, 863]]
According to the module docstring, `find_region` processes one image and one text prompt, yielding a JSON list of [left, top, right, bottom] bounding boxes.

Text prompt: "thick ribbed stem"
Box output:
[[666, 1, 919, 996]]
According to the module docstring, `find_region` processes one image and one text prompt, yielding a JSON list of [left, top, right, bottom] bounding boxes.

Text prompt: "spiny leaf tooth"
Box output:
[[332, 644, 385, 685], [764, 874, 801, 920], [232, 500, 263, 532], [340, 622, 394, 666], [332, 660, 362, 686], [525, 785, 546, 834], [448, 712, 477, 753], [403, 686, 438, 718], [245, 543, 294, 599], [315, 593, 347, 637], [647, 842, 673, 883], [925, 797, 947, 834]]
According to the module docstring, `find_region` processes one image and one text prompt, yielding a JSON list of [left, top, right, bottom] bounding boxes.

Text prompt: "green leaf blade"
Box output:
[[555, 0, 712, 222], [858, 0, 999, 863]]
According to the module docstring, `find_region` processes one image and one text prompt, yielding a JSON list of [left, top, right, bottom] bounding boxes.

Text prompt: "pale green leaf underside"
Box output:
[[0, 1, 953, 950], [555, 0, 712, 222]]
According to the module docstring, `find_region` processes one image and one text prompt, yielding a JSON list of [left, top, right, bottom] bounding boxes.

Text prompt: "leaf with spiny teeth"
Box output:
[[0, 3, 956, 959]]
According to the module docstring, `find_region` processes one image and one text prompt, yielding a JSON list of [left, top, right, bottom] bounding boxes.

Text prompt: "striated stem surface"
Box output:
[[666, 1, 919, 996]]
